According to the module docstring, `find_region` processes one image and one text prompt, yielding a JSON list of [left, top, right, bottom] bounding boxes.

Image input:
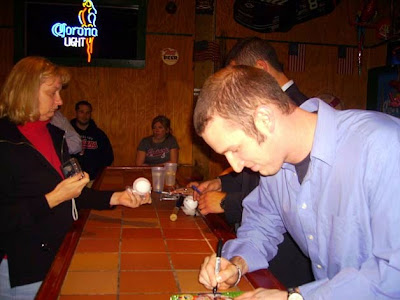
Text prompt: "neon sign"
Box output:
[[51, 0, 98, 63]]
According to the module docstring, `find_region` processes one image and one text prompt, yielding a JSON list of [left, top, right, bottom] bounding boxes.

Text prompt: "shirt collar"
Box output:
[[281, 80, 294, 92], [300, 98, 337, 166]]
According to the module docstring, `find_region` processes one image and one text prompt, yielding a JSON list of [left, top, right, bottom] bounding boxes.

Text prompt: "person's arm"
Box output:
[[50, 111, 82, 154], [221, 192, 245, 224], [222, 182, 285, 272], [219, 171, 245, 192], [135, 150, 147, 166], [64, 127, 82, 155], [169, 148, 179, 163]]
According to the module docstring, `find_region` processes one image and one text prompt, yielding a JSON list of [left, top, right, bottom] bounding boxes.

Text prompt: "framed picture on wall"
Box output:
[[367, 65, 400, 118]]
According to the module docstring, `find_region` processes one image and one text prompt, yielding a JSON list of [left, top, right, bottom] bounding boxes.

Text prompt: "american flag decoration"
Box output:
[[193, 40, 221, 63], [288, 43, 306, 72], [337, 46, 355, 75]]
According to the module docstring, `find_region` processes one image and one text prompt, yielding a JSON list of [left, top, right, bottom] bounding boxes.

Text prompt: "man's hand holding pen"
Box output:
[[199, 250, 245, 292], [213, 239, 223, 295]]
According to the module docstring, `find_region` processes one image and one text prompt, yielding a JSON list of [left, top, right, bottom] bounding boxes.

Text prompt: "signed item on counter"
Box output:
[[170, 292, 243, 300]]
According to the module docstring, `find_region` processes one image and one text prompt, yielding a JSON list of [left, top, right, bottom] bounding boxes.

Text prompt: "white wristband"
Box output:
[[232, 263, 242, 287]]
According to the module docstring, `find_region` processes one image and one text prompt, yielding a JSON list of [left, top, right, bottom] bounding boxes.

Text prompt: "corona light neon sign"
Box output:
[[51, 0, 98, 63]]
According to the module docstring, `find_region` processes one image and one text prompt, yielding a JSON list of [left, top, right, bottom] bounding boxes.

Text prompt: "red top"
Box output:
[[18, 120, 64, 178]]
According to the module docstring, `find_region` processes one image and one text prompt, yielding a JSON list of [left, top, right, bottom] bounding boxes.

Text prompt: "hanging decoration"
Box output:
[[233, 0, 340, 33], [193, 40, 221, 64], [337, 46, 355, 75], [288, 43, 306, 72]]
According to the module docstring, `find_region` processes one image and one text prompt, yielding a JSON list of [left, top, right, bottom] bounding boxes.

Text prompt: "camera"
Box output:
[[62, 158, 84, 178]]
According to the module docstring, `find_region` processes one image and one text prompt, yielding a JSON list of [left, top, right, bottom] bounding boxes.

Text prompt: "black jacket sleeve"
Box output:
[[219, 168, 260, 225]]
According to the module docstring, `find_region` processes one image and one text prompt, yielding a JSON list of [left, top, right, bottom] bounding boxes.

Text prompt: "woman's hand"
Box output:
[[110, 189, 152, 208], [46, 172, 90, 208]]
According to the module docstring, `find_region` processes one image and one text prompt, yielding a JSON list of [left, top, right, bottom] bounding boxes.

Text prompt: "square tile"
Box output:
[[159, 217, 199, 229], [123, 209, 158, 219], [122, 217, 159, 228], [76, 239, 120, 253], [69, 253, 119, 271], [170, 253, 206, 270], [61, 271, 118, 295], [122, 228, 162, 239], [81, 227, 121, 239], [163, 228, 204, 239], [86, 213, 122, 228], [120, 253, 171, 270], [175, 270, 210, 293], [91, 208, 123, 218], [121, 238, 166, 253], [166, 240, 213, 253], [119, 271, 178, 293]]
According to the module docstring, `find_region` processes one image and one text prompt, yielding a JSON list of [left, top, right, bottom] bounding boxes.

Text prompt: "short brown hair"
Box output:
[[0, 56, 70, 124], [224, 37, 283, 72], [194, 65, 294, 138]]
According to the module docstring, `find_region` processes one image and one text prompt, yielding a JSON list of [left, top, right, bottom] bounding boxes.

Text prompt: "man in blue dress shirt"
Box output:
[[195, 65, 400, 300]]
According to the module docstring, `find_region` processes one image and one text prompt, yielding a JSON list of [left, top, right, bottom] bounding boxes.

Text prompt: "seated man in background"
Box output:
[[196, 65, 400, 300], [190, 36, 314, 288], [71, 100, 114, 181], [51, 108, 82, 154], [136, 115, 179, 166]]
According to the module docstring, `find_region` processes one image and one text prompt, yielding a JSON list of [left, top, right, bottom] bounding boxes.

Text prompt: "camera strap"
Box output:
[[72, 198, 78, 220]]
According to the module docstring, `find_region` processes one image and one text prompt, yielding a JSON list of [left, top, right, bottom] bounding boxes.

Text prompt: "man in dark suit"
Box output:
[[192, 37, 314, 288]]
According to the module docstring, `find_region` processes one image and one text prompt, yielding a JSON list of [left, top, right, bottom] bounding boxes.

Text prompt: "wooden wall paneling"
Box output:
[[0, 0, 14, 88], [366, 45, 388, 70], [147, 0, 195, 34], [60, 34, 195, 167], [0, 30, 14, 87], [0, 0, 13, 26], [145, 34, 194, 165]]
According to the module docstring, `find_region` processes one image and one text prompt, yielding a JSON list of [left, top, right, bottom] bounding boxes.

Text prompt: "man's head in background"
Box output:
[[224, 37, 289, 87], [75, 100, 93, 129]]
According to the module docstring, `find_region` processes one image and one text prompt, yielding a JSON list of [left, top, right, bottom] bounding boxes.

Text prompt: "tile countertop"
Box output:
[[36, 166, 283, 300]]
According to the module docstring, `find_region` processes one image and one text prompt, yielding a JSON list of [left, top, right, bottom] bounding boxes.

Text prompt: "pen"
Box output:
[[191, 185, 202, 195], [213, 239, 223, 295], [169, 195, 185, 221]]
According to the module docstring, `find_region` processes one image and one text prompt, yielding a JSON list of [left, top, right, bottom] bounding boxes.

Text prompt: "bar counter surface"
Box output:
[[36, 166, 284, 299]]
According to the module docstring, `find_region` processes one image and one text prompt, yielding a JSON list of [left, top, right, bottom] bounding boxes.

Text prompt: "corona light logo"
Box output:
[[161, 48, 179, 65], [51, 0, 98, 63]]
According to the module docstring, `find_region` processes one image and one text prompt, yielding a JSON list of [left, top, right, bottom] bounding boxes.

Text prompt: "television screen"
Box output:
[[15, 0, 146, 68]]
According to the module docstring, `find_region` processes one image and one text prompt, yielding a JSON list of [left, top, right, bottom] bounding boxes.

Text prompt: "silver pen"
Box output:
[[213, 239, 223, 295]]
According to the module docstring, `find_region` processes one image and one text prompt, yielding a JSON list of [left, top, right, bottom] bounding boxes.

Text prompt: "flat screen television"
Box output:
[[14, 0, 147, 68]]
